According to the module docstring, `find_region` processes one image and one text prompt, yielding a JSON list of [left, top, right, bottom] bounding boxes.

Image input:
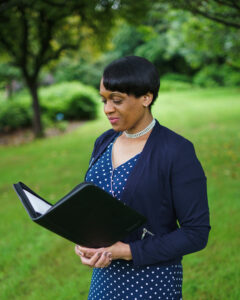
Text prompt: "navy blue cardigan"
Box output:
[[84, 120, 211, 267]]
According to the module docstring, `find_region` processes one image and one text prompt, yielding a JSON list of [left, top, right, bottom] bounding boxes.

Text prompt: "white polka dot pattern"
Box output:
[[88, 261, 182, 299], [85, 135, 183, 299]]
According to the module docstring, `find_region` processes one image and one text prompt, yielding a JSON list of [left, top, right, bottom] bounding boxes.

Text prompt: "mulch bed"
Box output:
[[0, 121, 84, 146]]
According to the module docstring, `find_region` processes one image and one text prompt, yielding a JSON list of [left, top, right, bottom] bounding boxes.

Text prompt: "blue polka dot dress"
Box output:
[[86, 133, 183, 300]]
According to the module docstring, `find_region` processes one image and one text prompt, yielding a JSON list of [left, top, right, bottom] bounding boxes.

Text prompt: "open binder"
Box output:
[[13, 181, 146, 248]]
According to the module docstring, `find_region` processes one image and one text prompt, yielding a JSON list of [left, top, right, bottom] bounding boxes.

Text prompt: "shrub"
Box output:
[[193, 64, 240, 87], [0, 98, 32, 133], [0, 81, 98, 133], [160, 80, 193, 92], [40, 81, 98, 121], [161, 73, 192, 83]]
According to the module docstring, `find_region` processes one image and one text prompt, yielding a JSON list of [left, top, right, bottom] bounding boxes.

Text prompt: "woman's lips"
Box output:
[[109, 118, 119, 124]]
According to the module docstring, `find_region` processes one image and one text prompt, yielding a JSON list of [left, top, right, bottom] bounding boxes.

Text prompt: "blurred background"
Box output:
[[0, 1, 239, 299]]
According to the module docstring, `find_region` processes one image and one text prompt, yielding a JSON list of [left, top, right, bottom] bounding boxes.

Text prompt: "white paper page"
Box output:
[[23, 189, 52, 215]]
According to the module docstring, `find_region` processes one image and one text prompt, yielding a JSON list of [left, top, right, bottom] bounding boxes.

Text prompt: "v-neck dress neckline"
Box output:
[[85, 134, 141, 201], [110, 135, 142, 171]]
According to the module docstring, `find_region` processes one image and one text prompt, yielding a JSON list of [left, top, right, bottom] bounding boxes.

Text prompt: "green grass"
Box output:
[[0, 86, 239, 299]]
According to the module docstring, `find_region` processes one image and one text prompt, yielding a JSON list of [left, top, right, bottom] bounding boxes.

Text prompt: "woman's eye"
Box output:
[[100, 98, 122, 104], [113, 99, 122, 104]]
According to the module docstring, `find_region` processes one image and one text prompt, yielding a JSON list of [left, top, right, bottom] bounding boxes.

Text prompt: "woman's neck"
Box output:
[[125, 114, 154, 135]]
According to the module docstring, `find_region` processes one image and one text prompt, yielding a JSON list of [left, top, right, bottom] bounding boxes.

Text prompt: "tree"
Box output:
[[0, 0, 151, 137], [157, 0, 240, 29], [148, 1, 240, 70]]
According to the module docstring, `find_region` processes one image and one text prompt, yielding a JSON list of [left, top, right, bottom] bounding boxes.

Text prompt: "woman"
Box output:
[[75, 56, 211, 299]]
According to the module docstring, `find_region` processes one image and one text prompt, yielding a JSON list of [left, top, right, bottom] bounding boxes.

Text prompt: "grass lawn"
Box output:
[[0, 87, 239, 299]]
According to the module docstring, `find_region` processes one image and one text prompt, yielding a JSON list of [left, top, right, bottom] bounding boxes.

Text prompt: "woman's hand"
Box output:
[[75, 241, 132, 268], [75, 245, 112, 268]]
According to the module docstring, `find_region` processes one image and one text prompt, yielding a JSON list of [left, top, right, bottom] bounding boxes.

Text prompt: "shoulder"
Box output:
[[95, 128, 116, 143], [157, 122, 194, 152], [93, 128, 117, 151], [155, 123, 206, 176], [152, 122, 200, 168]]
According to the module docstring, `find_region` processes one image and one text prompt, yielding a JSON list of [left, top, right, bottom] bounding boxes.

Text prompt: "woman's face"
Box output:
[[99, 78, 152, 132]]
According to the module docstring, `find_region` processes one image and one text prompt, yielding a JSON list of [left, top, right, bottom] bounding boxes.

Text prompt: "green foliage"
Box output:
[[160, 79, 193, 92], [111, 23, 144, 57], [155, 0, 240, 29], [0, 0, 152, 137], [193, 64, 240, 87], [162, 73, 192, 83], [0, 63, 22, 89], [40, 82, 98, 121], [54, 58, 103, 89], [49, 2, 240, 91], [0, 98, 32, 132], [179, 14, 240, 69], [55, 120, 69, 132], [0, 82, 98, 132]]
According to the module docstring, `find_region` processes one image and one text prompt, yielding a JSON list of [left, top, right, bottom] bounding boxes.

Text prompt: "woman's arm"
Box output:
[[129, 141, 211, 266]]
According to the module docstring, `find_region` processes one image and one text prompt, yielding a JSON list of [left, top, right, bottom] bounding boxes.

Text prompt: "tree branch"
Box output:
[[18, 5, 29, 77], [190, 7, 240, 28], [33, 13, 54, 78], [41, 0, 69, 9], [231, 0, 240, 10], [178, 0, 240, 28], [41, 43, 79, 66], [214, 0, 238, 9]]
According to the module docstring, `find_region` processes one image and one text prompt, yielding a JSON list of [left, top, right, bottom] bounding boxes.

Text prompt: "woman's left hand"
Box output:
[[75, 241, 132, 262]]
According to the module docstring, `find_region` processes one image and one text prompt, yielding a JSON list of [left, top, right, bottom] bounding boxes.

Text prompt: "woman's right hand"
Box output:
[[75, 245, 112, 268]]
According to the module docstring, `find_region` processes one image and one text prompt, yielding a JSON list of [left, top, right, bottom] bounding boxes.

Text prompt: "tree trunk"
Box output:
[[28, 82, 44, 138], [5, 82, 12, 99]]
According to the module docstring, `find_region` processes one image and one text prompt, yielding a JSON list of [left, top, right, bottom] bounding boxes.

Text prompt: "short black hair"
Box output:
[[102, 56, 160, 109]]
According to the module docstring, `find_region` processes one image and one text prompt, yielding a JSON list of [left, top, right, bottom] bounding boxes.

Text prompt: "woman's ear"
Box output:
[[142, 93, 153, 107]]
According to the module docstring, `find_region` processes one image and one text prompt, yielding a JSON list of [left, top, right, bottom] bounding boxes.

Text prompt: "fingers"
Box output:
[[94, 251, 112, 268], [75, 248, 112, 268], [80, 251, 101, 267], [74, 245, 112, 268], [85, 252, 101, 268], [77, 245, 104, 258], [75, 245, 84, 257]]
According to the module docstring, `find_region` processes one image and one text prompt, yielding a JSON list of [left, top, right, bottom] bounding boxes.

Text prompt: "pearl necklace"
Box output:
[[124, 119, 156, 138]]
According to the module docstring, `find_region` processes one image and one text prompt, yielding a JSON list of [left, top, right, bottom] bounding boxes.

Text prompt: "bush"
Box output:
[[159, 73, 194, 92], [0, 81, 98, 133], [0, 98, 32, 132], [161, 73, 192, 83], [40, 81, 98, 121], [160, 80, 193, 92], [193, 64, 240, 87]]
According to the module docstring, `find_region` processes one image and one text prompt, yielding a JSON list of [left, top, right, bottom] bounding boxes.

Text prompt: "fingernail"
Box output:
[[104, 252, 108, 257], [108, 253, 112, 258], [79, 251, 83, 256], [97, 252, 101, 257]]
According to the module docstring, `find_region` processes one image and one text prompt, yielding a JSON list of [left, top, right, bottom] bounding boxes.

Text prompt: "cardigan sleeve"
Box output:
[[129, 140, 211, 267]]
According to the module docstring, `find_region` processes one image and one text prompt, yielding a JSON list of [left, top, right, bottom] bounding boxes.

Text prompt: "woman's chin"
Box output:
[[112, 126, 122, 132], [111, 124, 124, 132]]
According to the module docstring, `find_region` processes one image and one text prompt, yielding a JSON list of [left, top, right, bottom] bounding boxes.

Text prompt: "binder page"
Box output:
[[23, 189, 52, 215]]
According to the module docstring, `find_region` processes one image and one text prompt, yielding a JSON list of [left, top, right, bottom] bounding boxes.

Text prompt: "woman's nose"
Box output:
[[104, 100, 115, 114]]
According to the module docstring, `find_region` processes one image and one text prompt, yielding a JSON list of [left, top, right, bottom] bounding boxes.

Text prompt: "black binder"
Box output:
[[13, 181, 146, 248]]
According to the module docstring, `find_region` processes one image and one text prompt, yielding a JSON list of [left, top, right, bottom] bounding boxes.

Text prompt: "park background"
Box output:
[[0, 1, 239, 299]]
